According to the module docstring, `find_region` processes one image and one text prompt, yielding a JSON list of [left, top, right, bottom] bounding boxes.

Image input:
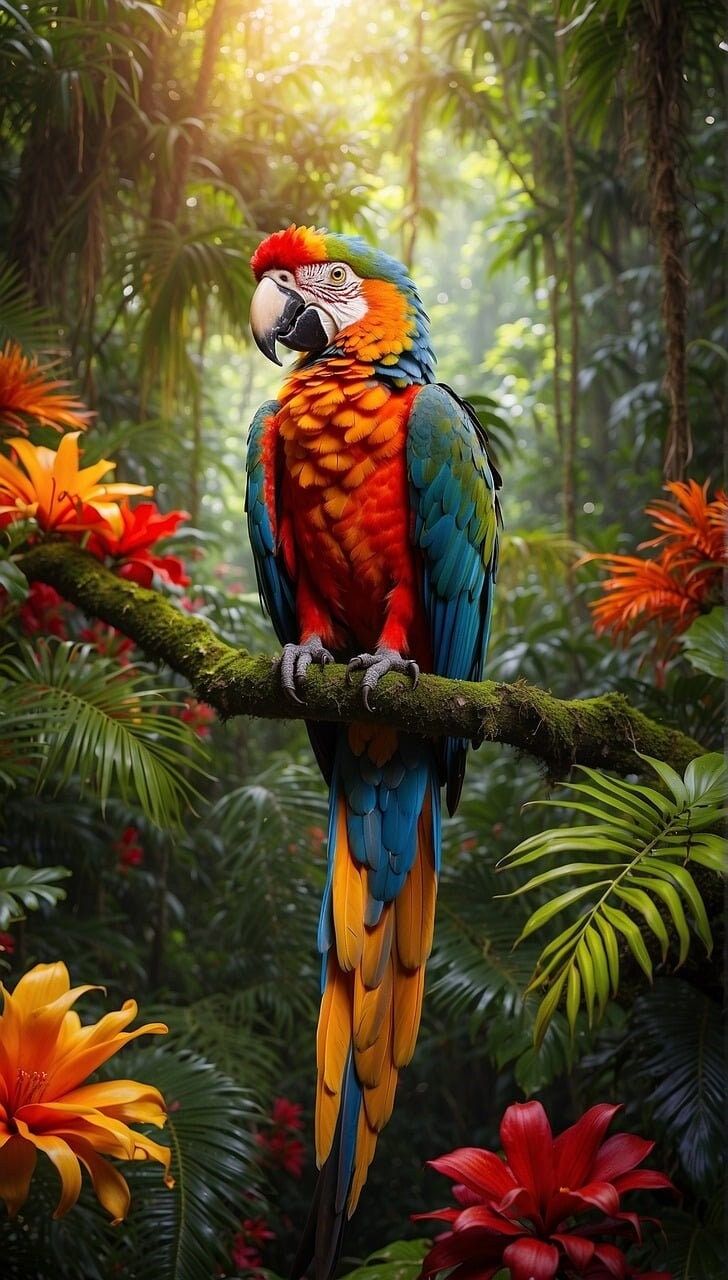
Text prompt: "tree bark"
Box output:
[[19, 542, 705, 778], [640, 0, 691, 481]]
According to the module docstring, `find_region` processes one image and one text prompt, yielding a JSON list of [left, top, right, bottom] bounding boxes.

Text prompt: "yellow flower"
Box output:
[[0, 342, 92, 435], [0, 961, 172, 1224], [0, 433, 152, 536]]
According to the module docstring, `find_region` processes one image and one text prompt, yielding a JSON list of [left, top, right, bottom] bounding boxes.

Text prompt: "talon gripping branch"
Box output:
[[245, 226, 501, 1280]]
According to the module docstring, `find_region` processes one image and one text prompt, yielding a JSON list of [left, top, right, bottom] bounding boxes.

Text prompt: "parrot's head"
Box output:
[[249, 225, 434, 384]]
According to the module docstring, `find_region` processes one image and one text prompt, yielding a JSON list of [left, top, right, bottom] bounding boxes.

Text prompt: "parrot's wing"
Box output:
[[245, 400, 338, 783], [245, 400, 297, 645], [407, 382, 501, 815]]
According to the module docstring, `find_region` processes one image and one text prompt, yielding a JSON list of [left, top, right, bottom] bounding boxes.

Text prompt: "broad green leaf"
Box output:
[[680, 609, 728, 680]]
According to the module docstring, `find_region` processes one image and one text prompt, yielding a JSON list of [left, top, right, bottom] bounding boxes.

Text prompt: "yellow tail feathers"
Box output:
[[314, 788, 438, 1217]]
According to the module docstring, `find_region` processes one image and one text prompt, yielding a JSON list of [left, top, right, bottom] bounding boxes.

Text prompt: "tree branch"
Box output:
[[20, 542, 705, 777]]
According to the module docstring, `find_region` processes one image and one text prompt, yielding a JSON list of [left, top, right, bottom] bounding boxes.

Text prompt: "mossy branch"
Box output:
[[20, 542, 705, 777]]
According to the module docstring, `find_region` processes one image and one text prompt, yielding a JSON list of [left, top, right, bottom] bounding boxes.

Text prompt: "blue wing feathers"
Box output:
[[406, 383, 500, 813], [245, 400, 297, 646]]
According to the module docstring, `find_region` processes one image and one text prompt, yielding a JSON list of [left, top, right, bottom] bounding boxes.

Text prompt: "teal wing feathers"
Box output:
[[245, 399, 297, 645], [406, 383, 500, 814]]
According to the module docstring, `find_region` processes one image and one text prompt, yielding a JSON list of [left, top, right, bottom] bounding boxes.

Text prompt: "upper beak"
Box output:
[[250, 276, 306, 366]]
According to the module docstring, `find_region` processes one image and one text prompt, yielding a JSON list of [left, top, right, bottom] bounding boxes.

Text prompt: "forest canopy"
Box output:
[[0, 3, 725, 1279]]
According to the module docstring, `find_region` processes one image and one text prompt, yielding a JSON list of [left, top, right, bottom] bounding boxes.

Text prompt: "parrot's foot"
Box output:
[[276, 635, 334, 704], [345, 648, 420, 711]]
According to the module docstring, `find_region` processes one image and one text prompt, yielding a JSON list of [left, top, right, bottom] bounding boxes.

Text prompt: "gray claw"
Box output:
[[276, 635, 334, 703], [345, 648, 420, 710]]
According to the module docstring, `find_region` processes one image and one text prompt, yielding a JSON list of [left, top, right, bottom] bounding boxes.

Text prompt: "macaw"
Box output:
[[246, 225, 501, 1280]]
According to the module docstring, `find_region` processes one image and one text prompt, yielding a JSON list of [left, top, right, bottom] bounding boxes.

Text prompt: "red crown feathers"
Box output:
[[250, 225, 328, 279]]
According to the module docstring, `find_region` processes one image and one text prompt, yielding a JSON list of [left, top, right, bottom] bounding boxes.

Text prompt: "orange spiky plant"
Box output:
[[588, 480, 727, 654], [0, 342, 91, 435]]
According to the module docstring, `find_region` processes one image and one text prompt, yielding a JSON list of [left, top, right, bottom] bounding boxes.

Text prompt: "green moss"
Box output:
[[19, 541, 706, 778]]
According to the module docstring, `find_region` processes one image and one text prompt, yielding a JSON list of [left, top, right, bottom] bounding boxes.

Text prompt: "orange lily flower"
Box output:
[[0, 342, 91, 435], [0, 433, 152, 536], [0, 961, 172, 1223]]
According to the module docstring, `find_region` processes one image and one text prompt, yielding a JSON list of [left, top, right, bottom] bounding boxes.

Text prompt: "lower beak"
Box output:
[[250, 276, 334, 365]]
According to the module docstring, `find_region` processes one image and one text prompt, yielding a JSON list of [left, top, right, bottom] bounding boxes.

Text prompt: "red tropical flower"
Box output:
[[271, 1097, 304, 1131], [416, 1101, 675, 1280], [588, 481, 726, 650], [80, 619, 136, 665], [0, 931, 15, 955], [114, 826, 145, 870], [231, 1216, 275, 1273], [88, 500, 190, 587], [179, 697, 216, 739], [17, 582, 69, 638]]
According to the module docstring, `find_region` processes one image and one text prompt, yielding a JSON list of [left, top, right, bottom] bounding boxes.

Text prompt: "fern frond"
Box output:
[[498, 752, 727, 1044], [0, 863, 70, 928], [0, 640, 209, 827]]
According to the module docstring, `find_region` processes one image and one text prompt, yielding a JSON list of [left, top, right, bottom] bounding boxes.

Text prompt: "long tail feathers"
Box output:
[[293, 725, 440, 1280]]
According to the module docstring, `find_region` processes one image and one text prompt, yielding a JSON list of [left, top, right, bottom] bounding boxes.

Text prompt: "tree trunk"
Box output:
[[640, 0, 691, 481], [559, 71, 580, 542], [150, 0, 230, 226], [402, 7, 425, 272]]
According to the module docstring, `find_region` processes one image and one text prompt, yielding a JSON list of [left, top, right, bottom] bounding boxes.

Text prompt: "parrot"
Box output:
[[245, 225, 501, 1280]]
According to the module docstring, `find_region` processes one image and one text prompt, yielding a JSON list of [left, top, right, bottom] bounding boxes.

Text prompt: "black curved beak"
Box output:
[[250, 276, 333, 365]]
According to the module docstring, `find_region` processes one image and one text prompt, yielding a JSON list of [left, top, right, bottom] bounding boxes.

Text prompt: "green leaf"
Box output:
[[0, 559, 28, 605], [602, 903, 653, 979], [503, 753, 723, 1042], [680, 608, 728, 680], [0, 641, 209, 828], [0, 864, 70, 928]]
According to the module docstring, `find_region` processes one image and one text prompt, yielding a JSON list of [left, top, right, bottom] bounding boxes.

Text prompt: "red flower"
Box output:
[[17, 582, 69, 638], [256, 1098, 306, 1177], [179, 698, 216, 739], [88, 501, 190, 587], [231, 1216, 275, 1273], [113, 826, 144, 869], [416, 1101, 675, 1280], [0, 931, 15, 955], [80, 620, 136, 665], [271, 1097, 304, 1131]]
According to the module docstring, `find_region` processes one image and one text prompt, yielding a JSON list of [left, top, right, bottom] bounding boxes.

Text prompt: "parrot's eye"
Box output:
[[329, 265, 347, 283]]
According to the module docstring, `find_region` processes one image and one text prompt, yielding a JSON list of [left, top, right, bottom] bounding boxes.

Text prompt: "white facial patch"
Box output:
[[295, 262, 369, 333]]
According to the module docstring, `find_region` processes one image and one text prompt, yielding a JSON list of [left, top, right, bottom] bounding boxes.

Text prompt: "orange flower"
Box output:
[[588, 480, 727, 644], [0, 433, 152, 536], [0, 342, 91, 435], [0, 961, 172, 1223]]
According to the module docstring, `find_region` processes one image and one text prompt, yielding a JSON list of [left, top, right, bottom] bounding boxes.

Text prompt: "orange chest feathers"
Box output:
[[267, 362, 421, 639]]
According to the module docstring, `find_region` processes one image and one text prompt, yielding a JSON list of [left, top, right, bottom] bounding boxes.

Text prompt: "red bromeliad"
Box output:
[[416, 1101, 675, 1280], [88, 500, 190, 587]]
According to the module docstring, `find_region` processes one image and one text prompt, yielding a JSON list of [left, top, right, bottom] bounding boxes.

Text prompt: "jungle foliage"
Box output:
[[0, 2, 725, 1278]]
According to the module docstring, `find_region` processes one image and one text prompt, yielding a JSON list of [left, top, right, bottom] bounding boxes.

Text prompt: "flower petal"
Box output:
[[0, 1135, 37, 1216], [552, 1103, 621, 1189], [590, 1133, 654, 1182], [428, 1147, 517, 1202], [6, 961, 70, 1015], [500, 1101, 555, 1211], [15, 1120, 82, 1218], [502, 1237, 560, 1280], [551, 1233, 595, 1268], [612, 1169, 677, 1195], [420, 1227, 508, 1276], [453, 1205, 522, 1236], [592, 1243, 628, 1278], [64, 1134, 131, 1224], [546, 1180, 620, 1224]]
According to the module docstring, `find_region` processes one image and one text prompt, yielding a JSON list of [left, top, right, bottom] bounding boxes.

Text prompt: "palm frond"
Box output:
[[498, 752, 727, 1044], [629, 981, 724, 1190], [0, 640, 209, 827], [0, 863, 69, 928], [0, 261, 59, 352]]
